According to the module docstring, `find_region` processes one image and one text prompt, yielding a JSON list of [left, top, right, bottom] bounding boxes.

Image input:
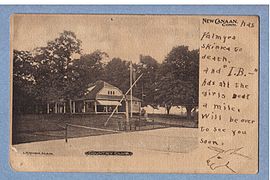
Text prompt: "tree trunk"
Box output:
[[166, 105, 171, 115], [35, 104, 38, 114], [186, 106, 192, 120]]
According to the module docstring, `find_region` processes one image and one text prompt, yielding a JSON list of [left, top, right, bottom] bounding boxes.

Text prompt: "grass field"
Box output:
[[12, 113, 198, 144], [12, 127, 199, 158]]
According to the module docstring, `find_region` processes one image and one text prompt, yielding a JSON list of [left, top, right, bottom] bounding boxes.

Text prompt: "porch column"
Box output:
[[94, 101, 97, 114], [72, 101, 76, 113], [82, 101, 86, 113], [54, 102, 57, 113], [69, 100, 72, 114], [63, 103, 66, 113], [47, 103, 49, 114]]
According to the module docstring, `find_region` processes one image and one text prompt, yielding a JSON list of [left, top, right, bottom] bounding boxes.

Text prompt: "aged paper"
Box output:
[[10, 14, 258, 173], [199, 16, 258, 174]]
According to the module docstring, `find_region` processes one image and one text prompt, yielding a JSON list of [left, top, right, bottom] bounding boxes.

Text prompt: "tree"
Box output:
[[13, 50, 37, 113], [133, 55, 160, 106], [154, 46, 199, 119], [72, 50, 108, 94], [33, 31, 82, 112], [103, 58, 130, 92]]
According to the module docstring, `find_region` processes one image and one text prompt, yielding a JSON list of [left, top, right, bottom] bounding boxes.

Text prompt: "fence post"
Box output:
[[118, 120, 121, 131], [65, 123, 68, 143], [123, 121, 126, 131], [139, 113, 141, 131]]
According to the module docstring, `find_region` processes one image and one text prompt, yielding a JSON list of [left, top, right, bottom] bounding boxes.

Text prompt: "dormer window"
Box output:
[[108, 90, 115, 95]]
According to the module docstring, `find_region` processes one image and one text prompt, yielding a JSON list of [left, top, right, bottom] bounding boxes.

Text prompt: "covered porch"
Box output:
[[47, 99, 125, 114], [73, 99, 124, 114]]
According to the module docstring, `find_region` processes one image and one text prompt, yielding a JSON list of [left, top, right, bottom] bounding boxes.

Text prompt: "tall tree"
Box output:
[[72, 50, 107, 94], [13, 50, 37, 113], [133, 55, 159, 105], [103, 58, 130, 92], [33, 31, 82, 112], [154, 46, 199, 119]]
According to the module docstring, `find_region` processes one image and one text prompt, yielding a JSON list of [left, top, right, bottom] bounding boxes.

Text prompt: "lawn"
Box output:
[[12, 113, 198, 144]]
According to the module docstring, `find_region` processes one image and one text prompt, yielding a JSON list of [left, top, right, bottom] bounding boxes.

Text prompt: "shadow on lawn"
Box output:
[[12, 113, 198, 144]]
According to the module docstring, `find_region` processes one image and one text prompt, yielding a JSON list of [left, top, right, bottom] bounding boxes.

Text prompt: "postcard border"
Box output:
[[0, 5, 269, 180]]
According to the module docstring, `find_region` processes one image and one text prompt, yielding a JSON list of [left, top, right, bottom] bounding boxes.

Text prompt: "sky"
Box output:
[[12, 14, 200, 63]]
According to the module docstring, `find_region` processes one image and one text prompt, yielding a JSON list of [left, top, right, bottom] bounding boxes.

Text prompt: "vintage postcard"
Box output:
[[10, 14, 258, 173]]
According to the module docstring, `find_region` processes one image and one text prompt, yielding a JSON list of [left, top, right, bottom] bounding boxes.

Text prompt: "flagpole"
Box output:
[[130, 61, 133, 118], [104, 73, 143, 126], [142, 83, 143, 102]]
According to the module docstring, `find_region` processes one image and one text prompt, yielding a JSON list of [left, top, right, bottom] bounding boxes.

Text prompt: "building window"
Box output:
[[108, 90, 115, 95]]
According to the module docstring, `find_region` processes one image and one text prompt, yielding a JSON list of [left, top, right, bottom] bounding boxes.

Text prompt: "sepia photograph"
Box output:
[[11, 15, 199, 155]]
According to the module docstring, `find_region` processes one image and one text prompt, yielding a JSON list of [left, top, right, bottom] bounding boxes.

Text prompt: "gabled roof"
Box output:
[[80, 80, 142, 102], [83, 80, 103, 99], [83, 80, 116, 100]]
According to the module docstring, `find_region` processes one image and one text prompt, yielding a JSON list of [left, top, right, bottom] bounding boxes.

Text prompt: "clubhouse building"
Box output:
[[46, 80, 142, 114]]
